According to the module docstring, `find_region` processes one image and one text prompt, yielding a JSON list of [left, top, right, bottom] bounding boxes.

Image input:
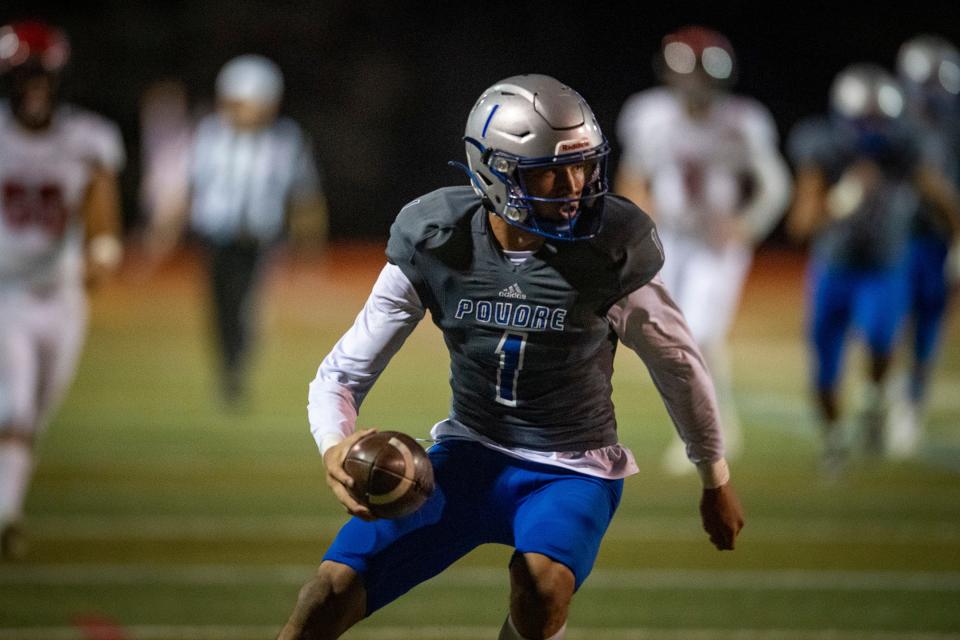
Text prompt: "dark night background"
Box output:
[[4, 1, 960, 241]]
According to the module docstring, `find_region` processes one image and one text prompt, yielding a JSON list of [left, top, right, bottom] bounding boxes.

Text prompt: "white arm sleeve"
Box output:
[[738, 106, 793, 242], [607, 276, 730, 487], [308, 263, 426, 454]]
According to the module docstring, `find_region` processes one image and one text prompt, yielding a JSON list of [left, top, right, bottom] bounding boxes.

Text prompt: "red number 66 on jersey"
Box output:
[[2, 181, 69, 237]]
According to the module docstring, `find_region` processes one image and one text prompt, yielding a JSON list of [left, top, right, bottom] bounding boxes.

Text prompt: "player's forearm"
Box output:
[[914, 166, 960, 238], [307, 263, 425, 454], [83, 170, 124, 282], [786, 168, 830, 242], [697, 458, 730, 488], [614, 167, 655, 213], [739, 151, 792, 242], [308, 379, 357, 455], [607, 278, 726, 470]]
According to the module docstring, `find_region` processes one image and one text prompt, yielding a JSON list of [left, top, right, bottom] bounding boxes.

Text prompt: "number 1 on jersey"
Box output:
[[495, 331, 527, 406]]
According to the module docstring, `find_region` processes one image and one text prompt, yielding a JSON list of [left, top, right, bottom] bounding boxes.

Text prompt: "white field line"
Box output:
[[21, 513, 960, 545], [737, 390, 960, 471], [1, 565, 959, 592], [0, 626, 958, 640]]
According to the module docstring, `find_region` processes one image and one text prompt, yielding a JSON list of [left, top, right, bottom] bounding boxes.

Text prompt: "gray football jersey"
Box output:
[[386, 186, 663, 452], [787, 116, 922, 269]]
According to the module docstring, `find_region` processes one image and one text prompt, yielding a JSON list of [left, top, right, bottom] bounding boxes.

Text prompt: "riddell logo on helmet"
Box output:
[[555, 139, 591, 154]]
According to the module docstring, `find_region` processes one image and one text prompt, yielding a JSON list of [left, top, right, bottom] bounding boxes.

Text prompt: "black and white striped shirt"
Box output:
[[189, 113, 321, 244]]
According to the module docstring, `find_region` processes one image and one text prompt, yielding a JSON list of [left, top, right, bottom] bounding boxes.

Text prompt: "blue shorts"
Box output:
[[907, 234, 950, 365], [323, 438, 623, 615], [808, 259, 910, 390]]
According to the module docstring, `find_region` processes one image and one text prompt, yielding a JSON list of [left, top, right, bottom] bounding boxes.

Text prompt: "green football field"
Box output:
[[2, 244, 959, 640]]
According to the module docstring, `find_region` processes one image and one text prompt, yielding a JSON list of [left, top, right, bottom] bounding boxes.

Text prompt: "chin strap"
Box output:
[[448, 160, 496, 212]]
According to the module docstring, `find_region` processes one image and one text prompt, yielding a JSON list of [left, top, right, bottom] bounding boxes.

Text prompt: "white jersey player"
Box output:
[[616, 26, 791, 472], [0, 21, 124, 559]]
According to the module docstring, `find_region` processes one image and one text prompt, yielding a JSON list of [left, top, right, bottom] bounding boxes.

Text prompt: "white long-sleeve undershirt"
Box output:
[[308, 263, 729, 487]]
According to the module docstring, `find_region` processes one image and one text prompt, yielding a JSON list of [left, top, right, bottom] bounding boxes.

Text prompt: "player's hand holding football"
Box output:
[[322, 428, 377, 521], [699, 483, 744, 550]]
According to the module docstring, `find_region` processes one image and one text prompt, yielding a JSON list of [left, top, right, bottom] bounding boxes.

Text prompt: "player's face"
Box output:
[[666, 68, 720, 110], [13, 73, 55, 130], [521, 160, 591, 220], [220, 98, 278, 130]]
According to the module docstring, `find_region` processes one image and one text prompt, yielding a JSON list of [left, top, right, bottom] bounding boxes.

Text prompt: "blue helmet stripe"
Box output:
[[481, 104, 499, 139]]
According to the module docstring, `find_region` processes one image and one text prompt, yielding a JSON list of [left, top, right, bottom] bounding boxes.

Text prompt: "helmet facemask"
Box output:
[[463, 135, 610, 240]]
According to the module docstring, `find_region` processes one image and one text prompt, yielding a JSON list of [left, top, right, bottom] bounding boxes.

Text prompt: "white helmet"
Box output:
[[897, 34, 960, 95], [215, 54, 283, 104], [829, 63, 905, 121], [458, 74, 610, 240], [896, 35, 960, 124]]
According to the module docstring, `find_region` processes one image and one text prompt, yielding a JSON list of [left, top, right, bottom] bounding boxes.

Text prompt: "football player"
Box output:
[[615, 26, 792, 474], [0, 21, 125, 559], [277, 74, 744, 640], [146, 54, 327, 407], [890, 35, 960, 456], [786, 64, 959, 472]]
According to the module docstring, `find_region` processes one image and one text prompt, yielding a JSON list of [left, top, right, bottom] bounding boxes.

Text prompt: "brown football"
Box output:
[[342, 431, 435, 519]]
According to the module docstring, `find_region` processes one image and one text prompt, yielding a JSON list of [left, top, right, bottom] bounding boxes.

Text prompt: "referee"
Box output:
[[148, 54, 327, 407]]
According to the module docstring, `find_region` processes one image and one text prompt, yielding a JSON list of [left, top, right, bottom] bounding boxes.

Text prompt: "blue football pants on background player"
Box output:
[[809, 259, 911, 392], [905, 234, 951, 403]]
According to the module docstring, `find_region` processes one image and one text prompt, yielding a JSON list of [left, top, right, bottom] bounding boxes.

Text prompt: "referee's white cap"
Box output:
[[216, 54, 283, 104]]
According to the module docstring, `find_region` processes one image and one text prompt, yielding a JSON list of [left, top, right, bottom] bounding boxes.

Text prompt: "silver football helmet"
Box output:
[[897, 35, 959, 124], [216, 54, 283, 105], [458, 74, 610, 240], [830, 64, 905, 122], [897, 35, 960, 95]]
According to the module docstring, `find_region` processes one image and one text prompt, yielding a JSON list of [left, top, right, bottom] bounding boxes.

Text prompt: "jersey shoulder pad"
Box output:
[[192, 113, 227, 145], [617, 88, 674, 139], [725, 94, 780, 144], [592, 194, 665, 296], [627, 87, 674, 113], [786, 116, 835, 167], [59, 104, 126, 172], [272, 115, 304, 141], [386, 186, 479, 265]]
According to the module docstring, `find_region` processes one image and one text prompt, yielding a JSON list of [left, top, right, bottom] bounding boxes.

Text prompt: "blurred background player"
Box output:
[[0, 21, 125, 559], [890, 35, 960, 456], [786, 64, 959, 473], [147, 54, 328, 408], [138, 78, 192, 242], [615, 26, 792, 473]]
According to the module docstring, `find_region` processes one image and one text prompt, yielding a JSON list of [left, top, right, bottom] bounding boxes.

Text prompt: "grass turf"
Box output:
[[1, 244, 958, 638]]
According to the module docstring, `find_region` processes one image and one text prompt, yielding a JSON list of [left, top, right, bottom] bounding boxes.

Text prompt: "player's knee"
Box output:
[[0, 426, 34, 446], [304, 561, 364, 613], [279, 562, 365, 640], [509, 552, 574, 635]]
